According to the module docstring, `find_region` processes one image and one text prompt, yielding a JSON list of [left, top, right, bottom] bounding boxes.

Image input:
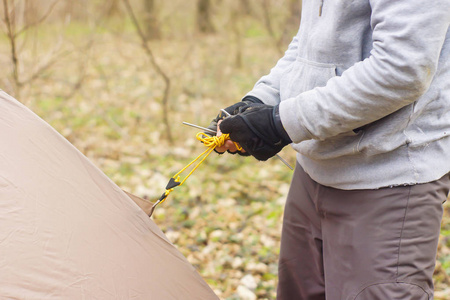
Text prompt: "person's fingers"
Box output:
[[225, 140, 239, 152], [217, 120, 224, 135], [214, 120, 226, 152], [230, 140, 246, 153], [215, 120, 242, 153]]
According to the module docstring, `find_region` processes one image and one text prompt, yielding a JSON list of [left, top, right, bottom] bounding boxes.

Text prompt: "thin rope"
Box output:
[[149, 132, 241, 216]]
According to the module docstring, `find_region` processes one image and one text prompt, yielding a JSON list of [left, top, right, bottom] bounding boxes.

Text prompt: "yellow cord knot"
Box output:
[[196, 132, 242, 151]]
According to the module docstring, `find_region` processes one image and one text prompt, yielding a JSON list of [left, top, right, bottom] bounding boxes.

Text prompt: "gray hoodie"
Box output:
[[246, 0, 450, 189]]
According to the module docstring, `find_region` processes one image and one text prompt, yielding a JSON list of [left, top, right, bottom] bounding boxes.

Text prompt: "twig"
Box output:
[[14, 0, 59, 38], [3, 0, 20, 88], [20, 49, 71, 86], [2, 0, 60, 95], [122, 0, 174, 145]]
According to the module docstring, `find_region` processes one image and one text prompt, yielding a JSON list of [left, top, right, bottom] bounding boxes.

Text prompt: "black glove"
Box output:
[[206, 96, 263, 134], [207, 96, 263, 155], [219, 104, 292, 161]]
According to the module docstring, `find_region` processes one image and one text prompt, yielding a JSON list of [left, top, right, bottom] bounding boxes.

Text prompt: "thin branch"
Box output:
[[122, 0, 168, 85], [14, 0, 59, 38], [122, 0, 173, 144], [3, 0, 20, 88], [9, 0, 17, 31], [20, 49, 71, 86], [61, 39, 96, 100]]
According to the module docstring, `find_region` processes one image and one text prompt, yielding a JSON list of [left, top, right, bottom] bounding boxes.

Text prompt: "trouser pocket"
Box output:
[[353, 282, 430, 300]]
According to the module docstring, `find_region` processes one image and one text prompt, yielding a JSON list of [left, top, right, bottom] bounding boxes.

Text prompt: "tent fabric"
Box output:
[[0, 91, 218, 299]]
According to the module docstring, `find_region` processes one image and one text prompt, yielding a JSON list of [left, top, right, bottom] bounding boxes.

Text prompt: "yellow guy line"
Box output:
[[148, 132, 241, 217]]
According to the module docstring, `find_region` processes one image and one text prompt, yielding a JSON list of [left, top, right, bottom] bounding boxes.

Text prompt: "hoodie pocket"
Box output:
[[280, 57, 337, 101], [294, 129, 363, 160], [282, 57, 365, 160]]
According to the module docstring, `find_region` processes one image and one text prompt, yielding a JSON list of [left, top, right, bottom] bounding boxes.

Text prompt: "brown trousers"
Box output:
[[277, 164, 449, 300]]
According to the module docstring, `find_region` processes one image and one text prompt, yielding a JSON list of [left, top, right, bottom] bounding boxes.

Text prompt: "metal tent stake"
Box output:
[[182, 116, 293, 171]]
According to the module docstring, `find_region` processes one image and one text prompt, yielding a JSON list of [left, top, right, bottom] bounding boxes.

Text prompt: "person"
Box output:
[[209, 1, 450, 299]]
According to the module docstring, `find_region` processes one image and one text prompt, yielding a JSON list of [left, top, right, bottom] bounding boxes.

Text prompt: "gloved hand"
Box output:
[[206, 96, 263, 134], [207, 96, 263, 155], [219, 104, 292, 161]]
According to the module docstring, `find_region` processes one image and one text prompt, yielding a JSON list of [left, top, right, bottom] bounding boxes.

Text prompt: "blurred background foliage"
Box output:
[[0, 0, 449, 299]]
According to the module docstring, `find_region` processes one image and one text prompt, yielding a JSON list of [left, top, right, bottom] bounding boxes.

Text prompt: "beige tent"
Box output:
[[0, 90, 218, 299]]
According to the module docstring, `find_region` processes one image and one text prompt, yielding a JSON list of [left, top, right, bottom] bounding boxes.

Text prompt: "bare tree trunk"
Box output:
[[106, 0, 122, 18], [290, 0, 302, 20], [230, 6, 242, 68], [262, 0, 302, 54], [63, 0, 87, 21], [262, 0, 282, 55], [122, 0, 173, 145], [197, 0, 215, 34], [24, 0, 39, 25], [143, 0, 160, 39], [241, 0, 252, 15]]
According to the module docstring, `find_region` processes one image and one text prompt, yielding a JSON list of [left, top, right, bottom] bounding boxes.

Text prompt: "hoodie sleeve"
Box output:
[[244, 35, 299, 106], [279, 0, 450, 143]]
